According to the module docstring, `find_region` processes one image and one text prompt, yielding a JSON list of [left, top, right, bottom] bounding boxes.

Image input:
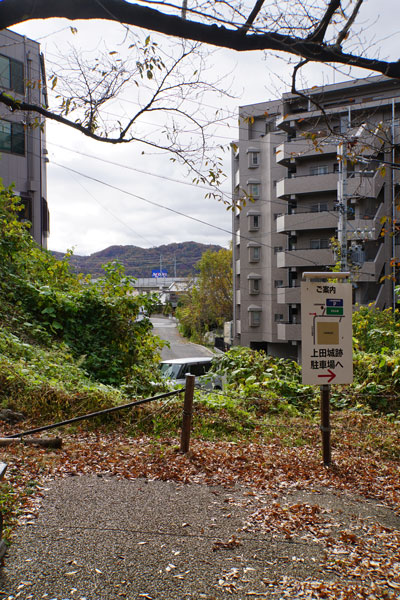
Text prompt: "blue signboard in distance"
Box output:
[[152, 269, 168, 278]]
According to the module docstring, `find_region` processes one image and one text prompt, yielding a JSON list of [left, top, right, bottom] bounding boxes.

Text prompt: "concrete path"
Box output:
[[151, 316, 215, 360], [0, 476, 307, 600]]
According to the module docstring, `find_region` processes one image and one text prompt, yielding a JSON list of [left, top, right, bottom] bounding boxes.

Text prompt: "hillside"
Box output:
[[51, 241, 223, 278]]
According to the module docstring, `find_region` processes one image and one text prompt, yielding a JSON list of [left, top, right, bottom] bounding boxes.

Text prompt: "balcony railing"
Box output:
[[277, 172, 338, 197], [276, 139, 337, 164], [277, 247, 335, 268], [276, 285, 301, 305], [276, 209, 337, 233], [276, 322, 301, 341]]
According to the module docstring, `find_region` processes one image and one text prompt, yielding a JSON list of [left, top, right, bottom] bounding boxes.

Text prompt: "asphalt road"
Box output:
[[151, 315, 215, 361]]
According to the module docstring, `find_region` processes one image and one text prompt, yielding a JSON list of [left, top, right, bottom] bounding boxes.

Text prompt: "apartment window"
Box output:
[[248, 306, 261, 327], [248, 150, 260, 168], [274, 246, 283, 254], [310, 165, 329, 176], [248, 183, 260, 198], [310, 239, 330, 249], [248, 214, 260, 231], [41, 197, 50, 236], [274, 314, 284, 322], [0, 120, 25, 155], [18, 194, 32, 224], [248, 245, 261, 262], [0, 55, 24, 94], [311, 203, 328, 213], [274, 280, 284, 288], [248, 275, 261, 295]]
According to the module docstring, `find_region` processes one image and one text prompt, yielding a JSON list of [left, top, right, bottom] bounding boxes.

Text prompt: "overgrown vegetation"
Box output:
[[0, 184, 398, 432], [176, 247, 232, 342], [0, 184, 164, 421]]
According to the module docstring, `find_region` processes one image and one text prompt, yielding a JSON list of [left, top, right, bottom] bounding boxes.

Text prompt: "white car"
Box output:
[[159, 357, 223, 390]]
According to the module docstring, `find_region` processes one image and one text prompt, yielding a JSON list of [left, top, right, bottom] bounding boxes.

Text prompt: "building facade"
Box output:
[[232, 75, 400, 360], [0, 29, 49, 247]]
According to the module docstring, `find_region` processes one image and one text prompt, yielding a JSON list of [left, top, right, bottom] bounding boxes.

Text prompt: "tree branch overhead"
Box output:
[[0, 0, 399, 78]]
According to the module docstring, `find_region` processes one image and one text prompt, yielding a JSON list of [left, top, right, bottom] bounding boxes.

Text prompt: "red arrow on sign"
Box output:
[[318, 369, 336, 383]]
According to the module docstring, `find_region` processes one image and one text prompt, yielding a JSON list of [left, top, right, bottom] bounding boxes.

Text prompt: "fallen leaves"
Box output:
[[0, 412, 399, 599]]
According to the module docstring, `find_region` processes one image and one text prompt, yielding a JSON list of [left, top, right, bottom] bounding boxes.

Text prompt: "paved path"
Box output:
[[151, 316, 215, 360], [1, 476, 399, 599], [0, 477, 304, 600]]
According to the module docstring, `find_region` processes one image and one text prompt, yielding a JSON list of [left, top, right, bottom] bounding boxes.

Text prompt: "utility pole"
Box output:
[[337, 142, 348, 271]]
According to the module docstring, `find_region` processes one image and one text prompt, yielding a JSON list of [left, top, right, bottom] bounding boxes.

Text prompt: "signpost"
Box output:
[[301, 272, 353, 466]]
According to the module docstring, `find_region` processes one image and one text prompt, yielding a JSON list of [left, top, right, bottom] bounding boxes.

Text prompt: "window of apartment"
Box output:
[[0, 55, 24, 94], [289, 270, 298, 287], [248, 182, 260, 198], [0, 120, 25, 155], [274, 246, 283, 254], [311, 203, 328, 213], [248, 306, 262, 327], [274, 314, 284, 322], [41, 197, 50, 236], [248, 275, 261, 295], [310, 165, 329, 176], [248, 213, 260, 231], [247, 150, 260, 168], [274, 280, 284, 288], [310, 238, 330, 249], [248, 245, 261, 262], [18, 194, 32, 224]]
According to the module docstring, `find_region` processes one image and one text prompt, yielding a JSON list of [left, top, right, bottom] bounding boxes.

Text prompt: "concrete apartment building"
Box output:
[[0, 29, 49, 247], [232, 75, 400, 360]]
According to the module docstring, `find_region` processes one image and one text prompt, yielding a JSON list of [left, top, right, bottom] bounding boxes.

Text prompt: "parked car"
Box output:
[[159, 357, 223, 390]]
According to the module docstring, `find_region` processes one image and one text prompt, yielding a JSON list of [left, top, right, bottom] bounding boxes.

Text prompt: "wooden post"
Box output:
[[0, 462, 7, 560], [180, 374, 195, 453], [320, 384, 331, 466]]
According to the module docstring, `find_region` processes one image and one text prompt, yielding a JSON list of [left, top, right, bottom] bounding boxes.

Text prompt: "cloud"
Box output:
[[11, 3, 400, 254]]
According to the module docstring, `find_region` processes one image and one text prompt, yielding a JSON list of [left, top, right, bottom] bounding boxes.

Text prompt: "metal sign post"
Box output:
[[301, 272, 353, 466]]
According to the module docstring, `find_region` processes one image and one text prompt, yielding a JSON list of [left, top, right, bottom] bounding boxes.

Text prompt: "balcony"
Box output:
[[277, 172, 338, 198], [357, 244, 385, 281], [276, 139, 337, 165], [276, 322, 301, 341], [235, 259, 240, 275], [346, 171, 384, 199], [276, 285, 301, 304], [276, 210, 337, 233], [277, 248, 335, 268], [348, 202, 385, 241]]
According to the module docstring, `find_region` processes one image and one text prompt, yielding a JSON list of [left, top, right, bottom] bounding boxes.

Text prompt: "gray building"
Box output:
[[0, 29, 49, 247], [232, 75, 400, 360]]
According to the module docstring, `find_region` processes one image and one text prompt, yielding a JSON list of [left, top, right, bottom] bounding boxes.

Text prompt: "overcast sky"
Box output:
[[11, 2, 400, 256]]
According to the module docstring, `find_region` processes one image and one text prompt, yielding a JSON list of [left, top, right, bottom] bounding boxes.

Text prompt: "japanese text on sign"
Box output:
[[301, 280, 353, 385]]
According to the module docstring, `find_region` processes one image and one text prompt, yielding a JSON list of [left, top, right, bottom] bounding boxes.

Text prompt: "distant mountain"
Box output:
[[51, 241, 224, 278]]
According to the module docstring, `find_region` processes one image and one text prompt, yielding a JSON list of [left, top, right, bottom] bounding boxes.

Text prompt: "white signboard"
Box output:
[[301, 280, 353, 385]]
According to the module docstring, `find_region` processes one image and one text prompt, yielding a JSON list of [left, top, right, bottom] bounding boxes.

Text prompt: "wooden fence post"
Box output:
[[180, 374, 195, 453]]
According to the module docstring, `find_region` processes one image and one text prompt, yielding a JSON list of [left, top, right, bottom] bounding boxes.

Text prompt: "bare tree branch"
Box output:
[[1, 0, 400, 78], [306, 0, 340, 43], [335, 0, 364, 49], [239, 0, 266, 34]]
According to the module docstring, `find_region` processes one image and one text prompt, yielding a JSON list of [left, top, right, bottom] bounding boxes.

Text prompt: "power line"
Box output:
[[52, 160, 323, 267]]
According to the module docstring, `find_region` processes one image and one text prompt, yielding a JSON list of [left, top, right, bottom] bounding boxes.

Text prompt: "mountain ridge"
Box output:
[[51, 241, 224, 278]]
